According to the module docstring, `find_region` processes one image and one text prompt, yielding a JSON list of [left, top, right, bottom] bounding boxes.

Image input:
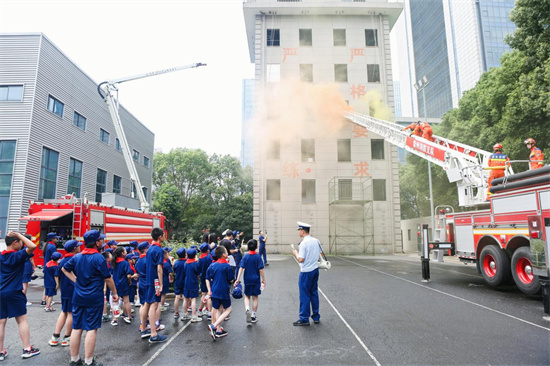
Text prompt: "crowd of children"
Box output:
[[0, 227, 267, 364]]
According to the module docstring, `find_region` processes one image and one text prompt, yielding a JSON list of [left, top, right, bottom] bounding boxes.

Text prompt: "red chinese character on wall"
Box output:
[[283, 161, 300, 178], [354, 161, 370, 177], [349, 48, 365, 62], [282, 48, 298, 62], [350, 84, 366, 99], [352, 125, 369, 138]]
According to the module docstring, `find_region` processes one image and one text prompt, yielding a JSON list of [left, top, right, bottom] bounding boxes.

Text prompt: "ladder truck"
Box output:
[[345, 112, 549, 303], [19, 63, 206, 266]]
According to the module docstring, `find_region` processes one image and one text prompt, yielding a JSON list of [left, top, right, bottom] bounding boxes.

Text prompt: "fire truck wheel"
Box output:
[[511, 246, 541, 295], [480, 245, 511, 287]]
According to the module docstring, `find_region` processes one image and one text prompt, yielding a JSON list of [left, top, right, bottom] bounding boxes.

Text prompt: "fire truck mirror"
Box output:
[[528, 215, 547, 277]]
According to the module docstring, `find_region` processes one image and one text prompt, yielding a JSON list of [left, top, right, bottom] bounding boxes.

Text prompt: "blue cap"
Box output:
[[137, 241, 150, 250], [163, 247, 172, 252], [51, 252, 62, 261], [106, 240, 118, 247], [176, 248, 186, 258], [64, 239, 82, 252], [125, 253, 136, 260], [186, 248, 197, 258], [104, 248, 114, 253], [46, 232, 59, 241], [233, 230, 238, 237], [83, 230, 106, 244], [129, 241, 139, 248], [200, 243, 210, 253], [232, 283, 243, 299]]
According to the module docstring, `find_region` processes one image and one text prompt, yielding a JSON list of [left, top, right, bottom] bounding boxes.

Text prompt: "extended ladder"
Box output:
[[72, 198, 83, 239], [345, 112, 513, 207]]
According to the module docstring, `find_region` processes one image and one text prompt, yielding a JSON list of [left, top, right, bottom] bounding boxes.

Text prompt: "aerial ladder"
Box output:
[[345, 112, 513, 207], [98, 63, 206, 212]]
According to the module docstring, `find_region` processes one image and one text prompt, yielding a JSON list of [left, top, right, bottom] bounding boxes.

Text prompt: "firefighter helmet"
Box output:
[[524, 138, 535, 145], [493, 143, 503, 151]]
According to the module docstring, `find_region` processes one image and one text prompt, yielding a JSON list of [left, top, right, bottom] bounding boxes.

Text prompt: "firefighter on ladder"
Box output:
[[402, 121, 423, 137], [524, 138, 544, 170], [486, 143, 510, 199], [420, 121, 434, 142]]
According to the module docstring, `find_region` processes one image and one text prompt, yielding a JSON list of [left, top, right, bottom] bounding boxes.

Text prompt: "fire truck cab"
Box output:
[[449, 166, 550, 295]]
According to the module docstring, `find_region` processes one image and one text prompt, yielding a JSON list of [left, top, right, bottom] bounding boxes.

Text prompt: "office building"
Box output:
[[241, 79, 255, 168]]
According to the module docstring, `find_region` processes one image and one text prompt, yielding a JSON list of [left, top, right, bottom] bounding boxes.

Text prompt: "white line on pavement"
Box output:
[[337, 256, 550, 332], [142, 320, 193, 366], [319, 287, 382, 366]]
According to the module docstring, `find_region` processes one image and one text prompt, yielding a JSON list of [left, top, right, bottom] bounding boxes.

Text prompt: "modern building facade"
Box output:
[[241, 79, 255, 168], [243, 0, 404, 254], [392, 0, 516, 118], [0, 33, 154, 237]]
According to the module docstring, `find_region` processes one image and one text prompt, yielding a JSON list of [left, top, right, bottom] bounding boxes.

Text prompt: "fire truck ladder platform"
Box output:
[[345, 112, 512, 207]]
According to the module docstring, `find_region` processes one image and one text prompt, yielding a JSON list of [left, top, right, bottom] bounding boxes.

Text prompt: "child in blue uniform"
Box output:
[[101, 250, 114, 323], [205, 246, 234, 340], [112, 247, 133, 325], [22, 234, 35, 307], [183, 249, 201, 322], [172, 248, 186, 318], [236, 239, 265, 323], [142, 228, 167, 344], [161, 249, 172, 312], [62, 230, 118, 366], [44, 251, 62, 312], [42, 232, 59, 306], [127, 253, 139, 309], [135, 242, 149, 333], [198, 243, 213, 318], [49, 240, 82, 347], [0, 231, 41, 361]]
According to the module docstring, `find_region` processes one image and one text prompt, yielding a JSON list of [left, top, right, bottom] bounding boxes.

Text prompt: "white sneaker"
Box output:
[[160, 306, 167, 312], [26, 302, 32, 306], [191, 316, 203, 323], [246, 309, 252, 323], [131, 308, 135, 313], [163, 302, 169, 307], [134, 301, 141, 307]]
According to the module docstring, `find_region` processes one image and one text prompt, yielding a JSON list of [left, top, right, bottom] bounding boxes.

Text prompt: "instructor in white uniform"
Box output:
[[292, 222, 323, 326]]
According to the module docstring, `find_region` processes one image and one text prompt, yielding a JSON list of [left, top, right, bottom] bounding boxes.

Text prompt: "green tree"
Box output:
[[152, 184, 184, 238]]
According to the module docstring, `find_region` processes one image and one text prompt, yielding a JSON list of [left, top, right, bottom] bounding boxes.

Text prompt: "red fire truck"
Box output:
[[19, 195, 165, 267], [446, 166, 550, 295]]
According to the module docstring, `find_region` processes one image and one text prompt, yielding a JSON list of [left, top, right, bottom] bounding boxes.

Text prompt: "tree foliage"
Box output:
[[152, 148, 253, 242], [401, 0, 550, 218]]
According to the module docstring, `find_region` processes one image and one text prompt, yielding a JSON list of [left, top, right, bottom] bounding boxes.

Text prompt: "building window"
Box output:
[[47, 95, 64, 118], [371, 139, 385, 160], [73, 112, 86, 131], [267, 140, 280, 160], [337, 139, 351, 162], [367, 64, 380, 83], [133, 149, 140, 162], [267, 29, 280, 46], [266, 179, 281, 201], [0, 140, 16, 239], [373, 179, 386, 201], [100, 129, 110, 144], [302, 179, 316, 204], [39, 147, 59, 200], [333, 29, 346, 46], [267, 64, 281, 83], [143, 156, 150, 168], [113, 175, 122, 194], [299, 29, 312, 46], [142, 187, 148, 200], [408, 229, 411, 241], [67, 158, 82, 197], [0, 85, 23, 101], [338, 179, 352, 200], [115, 138, 122, 152], [95, 169, 107, 203], [131, 182, 137, 199], [365, 29, 378, 47], [301, 139, 315, 162], [335, 64, 348, 83], [300, 64, 313, 82]]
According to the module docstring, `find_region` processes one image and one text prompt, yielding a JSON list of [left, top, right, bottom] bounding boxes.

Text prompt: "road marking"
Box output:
[[337, 256, 550, 332], [142, 320, 192, 366], [319, 287, 382, 366]]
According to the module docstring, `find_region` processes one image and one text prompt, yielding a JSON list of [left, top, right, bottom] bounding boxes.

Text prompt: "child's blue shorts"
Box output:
[[211, 297, 231, 310], [45, 287, 57, 297], [72, 305, 102, 331], [184, 289, 199, 299], [244, 283, 261, 297], [0, 291, 27, 319]]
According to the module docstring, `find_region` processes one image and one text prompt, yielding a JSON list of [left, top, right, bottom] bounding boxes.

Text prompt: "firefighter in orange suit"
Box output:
[[420, 122, 434, 142], [402, 121, 422, 137], [524, 138, 544, 170], [486, 143, 509, 198]]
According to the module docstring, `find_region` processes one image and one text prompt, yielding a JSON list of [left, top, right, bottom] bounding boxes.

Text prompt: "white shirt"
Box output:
[[298, 235, 323, 273]]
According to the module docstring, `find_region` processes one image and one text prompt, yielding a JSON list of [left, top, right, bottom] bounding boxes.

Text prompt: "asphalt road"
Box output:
[[3, 254, 550, 365]]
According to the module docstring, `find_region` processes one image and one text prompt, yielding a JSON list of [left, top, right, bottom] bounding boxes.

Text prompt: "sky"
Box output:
[[0, 0, 255, 158]]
